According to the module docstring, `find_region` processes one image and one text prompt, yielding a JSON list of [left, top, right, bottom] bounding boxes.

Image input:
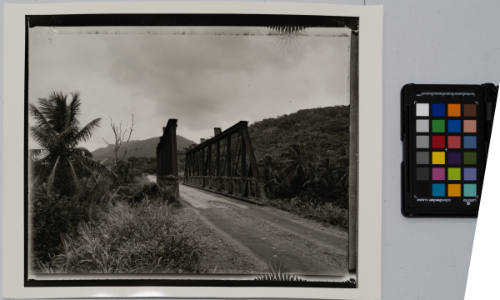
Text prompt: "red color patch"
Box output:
[[448, 136, 461, 149], [432, 135, 445, 149]]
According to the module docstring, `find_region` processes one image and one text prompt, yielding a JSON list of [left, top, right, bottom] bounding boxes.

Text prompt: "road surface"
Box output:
[[177, 184, 348, 276]]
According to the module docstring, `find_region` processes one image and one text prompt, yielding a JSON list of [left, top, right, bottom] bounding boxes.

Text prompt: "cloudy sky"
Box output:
[[29, 26, 351, 151]]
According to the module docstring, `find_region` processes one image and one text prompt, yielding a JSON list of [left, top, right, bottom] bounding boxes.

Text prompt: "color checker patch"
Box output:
[[432, 136, 445, 148], [447, 168, 461, 180], [448, 184, 461, 197], [464, 152, 477, 164], [432, 120, 445, 133], [448, 136, 461, 148], [432, 168, 445, 180], [432, 152, 445, 164], [464, 120, 476, 133], [448, 103, 461, 117], [432, 184, 445, 197], [416, 136, 429, 148], [464, 168, 477, 181], [416, 103, 429, 116], [463, 104, 477, 117], [448, 120, 461, 133], [464, 136, 476, 149], [432, 104, 445, 117], [464, 184, 477, 197], [447, 152, 461, 165]]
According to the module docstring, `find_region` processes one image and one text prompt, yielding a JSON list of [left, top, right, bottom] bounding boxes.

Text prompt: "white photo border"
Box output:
[[2, 1, 383, 299]]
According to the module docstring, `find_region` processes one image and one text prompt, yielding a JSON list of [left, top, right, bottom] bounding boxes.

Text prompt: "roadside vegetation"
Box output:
[[29, 91, 202, 273], [249, 106, 350, 229]]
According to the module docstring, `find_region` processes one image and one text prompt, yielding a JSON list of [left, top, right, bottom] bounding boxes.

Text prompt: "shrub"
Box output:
[[31, 176, 113, 264], [31, 188, 88, 263], [111, 181, 162, 205], [41, 200, 202, 273]]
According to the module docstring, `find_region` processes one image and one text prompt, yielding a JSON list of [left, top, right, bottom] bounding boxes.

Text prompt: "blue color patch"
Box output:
[[448, 120, 461, 133], [463, 136, 477, 149], [432, 103, 445, 117], [432, 183, 445, 197]]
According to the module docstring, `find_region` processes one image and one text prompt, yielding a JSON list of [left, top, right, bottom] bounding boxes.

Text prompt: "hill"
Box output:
[[248, 106, 350, 164], [248, 106, 350, 224], [92, 135, 195, 161]]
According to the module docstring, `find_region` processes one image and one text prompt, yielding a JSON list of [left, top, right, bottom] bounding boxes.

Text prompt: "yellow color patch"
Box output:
[[432, 151, 445, 164], [448, 184, 461, 197]]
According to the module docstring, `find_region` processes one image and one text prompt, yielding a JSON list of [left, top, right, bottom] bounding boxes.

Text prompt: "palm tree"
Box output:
[[281, 144, 312, 195], [30, 91, 105, 196]]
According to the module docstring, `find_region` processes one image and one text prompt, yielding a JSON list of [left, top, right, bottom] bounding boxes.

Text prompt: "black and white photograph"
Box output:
[[26, 15, 360, 286]]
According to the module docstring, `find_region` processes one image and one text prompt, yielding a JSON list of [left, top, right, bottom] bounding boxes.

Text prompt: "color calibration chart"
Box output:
[[402, 84, 497, 217]]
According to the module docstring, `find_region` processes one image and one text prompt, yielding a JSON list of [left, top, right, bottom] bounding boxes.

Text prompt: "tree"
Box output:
[[30, 91, 105, 195], [103, 114, 134, 166], [281, 144, 311, 194], [103, 115, 135, 183]]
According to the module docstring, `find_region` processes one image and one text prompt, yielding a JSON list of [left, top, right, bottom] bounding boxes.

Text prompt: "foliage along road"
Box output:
[[177, 184, 348, 277]]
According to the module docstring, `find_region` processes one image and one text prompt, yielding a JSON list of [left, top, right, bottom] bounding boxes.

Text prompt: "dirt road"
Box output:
[[177, 184, 348, 276]]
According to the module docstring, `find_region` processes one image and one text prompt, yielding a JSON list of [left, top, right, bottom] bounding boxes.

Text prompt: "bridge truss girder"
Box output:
[[184, 121, 264, 203]]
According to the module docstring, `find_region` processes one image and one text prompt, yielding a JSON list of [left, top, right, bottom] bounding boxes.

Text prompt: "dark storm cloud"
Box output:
[[29, 27, 350, 150]]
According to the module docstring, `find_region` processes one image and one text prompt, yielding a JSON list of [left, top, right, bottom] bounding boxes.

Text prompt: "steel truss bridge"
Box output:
[[183, 121, 264, 204]]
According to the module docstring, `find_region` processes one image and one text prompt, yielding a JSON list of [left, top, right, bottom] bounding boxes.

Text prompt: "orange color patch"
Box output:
[[448, 184, 462, 197], [447, 103, 461, 117]]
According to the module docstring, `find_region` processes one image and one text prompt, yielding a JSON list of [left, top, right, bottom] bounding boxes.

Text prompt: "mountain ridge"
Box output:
[[91, 135, 195, 161]]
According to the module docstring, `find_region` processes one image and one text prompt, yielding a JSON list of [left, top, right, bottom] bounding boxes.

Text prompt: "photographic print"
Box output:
[[28, 18, 357, 286], [2, 2, 382, 299], [27, 17, 357, 285]]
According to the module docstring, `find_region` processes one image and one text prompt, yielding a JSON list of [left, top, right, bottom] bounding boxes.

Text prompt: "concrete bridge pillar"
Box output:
[[156, 119, 179, 202]]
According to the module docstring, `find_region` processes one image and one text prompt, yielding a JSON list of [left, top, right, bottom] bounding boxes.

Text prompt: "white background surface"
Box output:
[[2, 0, 500, 299], [379, 1, 500, 299], [464, 89, 500, 299]]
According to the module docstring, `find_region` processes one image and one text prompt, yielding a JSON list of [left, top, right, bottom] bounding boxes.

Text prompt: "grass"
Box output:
[[265, 198, 348, 229], [37, 199, 202, 273], [254, 260, 305, 281]]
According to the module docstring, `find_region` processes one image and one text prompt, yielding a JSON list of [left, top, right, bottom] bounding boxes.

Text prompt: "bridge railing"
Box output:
[[184, 176, 260, 200]]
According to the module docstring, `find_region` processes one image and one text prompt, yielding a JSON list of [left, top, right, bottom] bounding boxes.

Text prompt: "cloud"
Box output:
[[28, 27, 350, 150]]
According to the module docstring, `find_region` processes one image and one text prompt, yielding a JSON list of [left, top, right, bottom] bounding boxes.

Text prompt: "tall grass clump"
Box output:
[[266, 198, 348, 229], [40, 200, 202, 273]]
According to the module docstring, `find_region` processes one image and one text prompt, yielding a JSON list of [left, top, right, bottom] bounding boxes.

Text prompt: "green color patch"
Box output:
[[432, 119, 445, 133], [447, 168, 461, 180], [463, 152, 477, 165]]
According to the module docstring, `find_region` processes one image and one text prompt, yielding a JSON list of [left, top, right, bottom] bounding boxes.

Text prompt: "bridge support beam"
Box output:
[[156, 119, 179, 202]]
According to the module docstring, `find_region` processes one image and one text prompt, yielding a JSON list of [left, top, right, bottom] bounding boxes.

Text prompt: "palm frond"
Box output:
[[47, 156, 60, 194], [73, 118, 101, 144], [29, 104, 54, 131], [68, 92, 81, 126], [37, 97, 55, 117], [269, 25, 307, 35], [50, 91, 69, 132], [73, 154, 115, 179], [67, 160, 81, 193], [30, 126, 55, 149], [29, 149, 46, 161]]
